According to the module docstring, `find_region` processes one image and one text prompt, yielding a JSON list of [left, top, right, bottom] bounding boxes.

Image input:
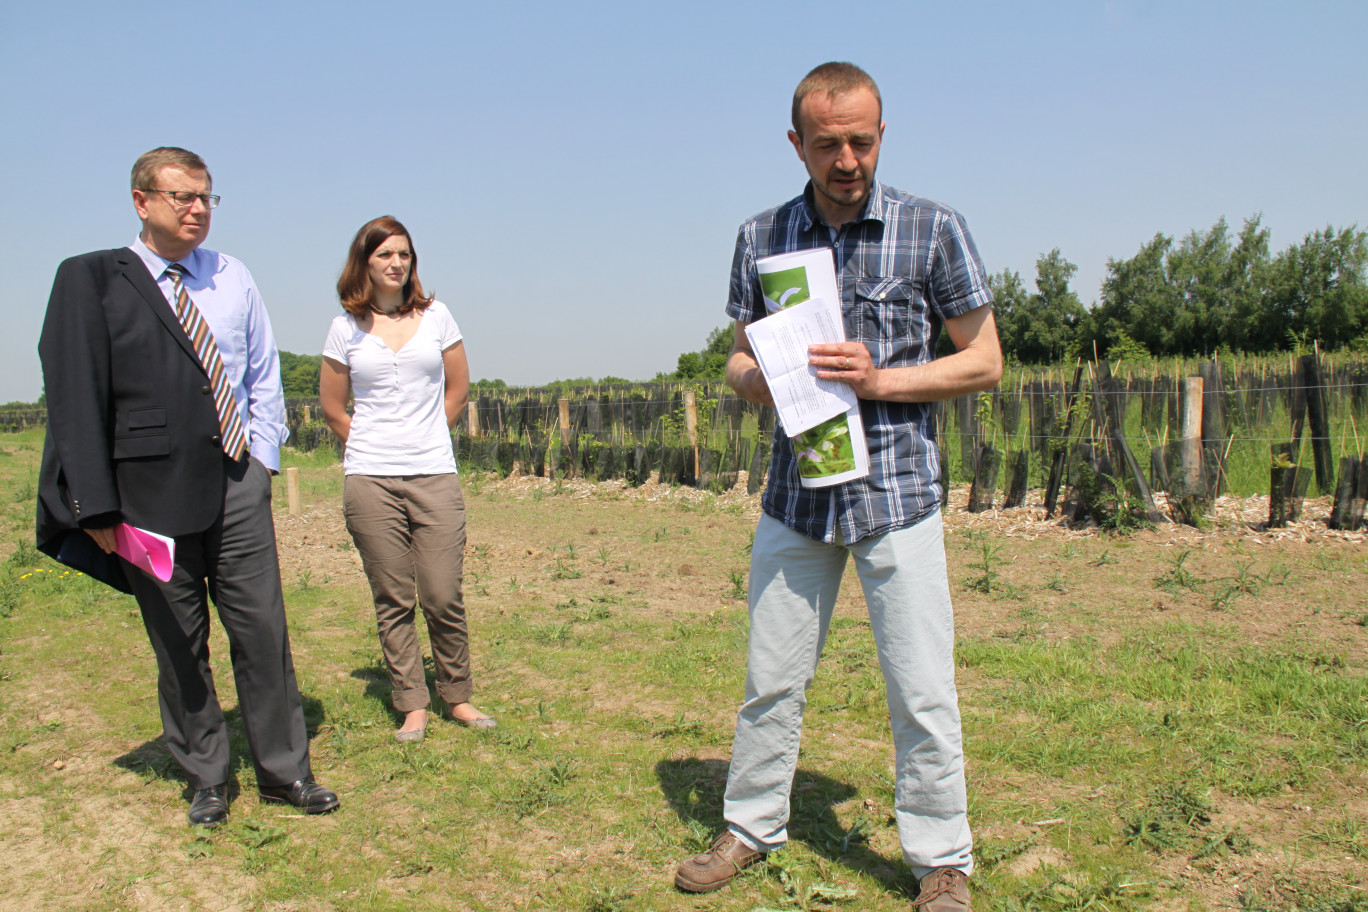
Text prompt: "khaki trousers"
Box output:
[[343, 473, 472, 712]]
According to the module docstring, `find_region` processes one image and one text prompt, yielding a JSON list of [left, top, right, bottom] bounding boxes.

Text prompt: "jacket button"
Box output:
[[201, 386, 212, 395], [210, 435, 222, 446]]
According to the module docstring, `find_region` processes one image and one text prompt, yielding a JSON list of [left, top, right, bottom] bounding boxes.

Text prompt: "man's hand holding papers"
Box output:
[[743, 296, 856, 438], [807, 339, 879, 398]]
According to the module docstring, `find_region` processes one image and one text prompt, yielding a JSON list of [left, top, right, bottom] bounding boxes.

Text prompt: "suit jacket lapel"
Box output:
[[114, 247, 203, 366]]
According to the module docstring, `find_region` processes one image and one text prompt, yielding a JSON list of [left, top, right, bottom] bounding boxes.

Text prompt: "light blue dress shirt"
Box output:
[[131, 236, 290, 471]]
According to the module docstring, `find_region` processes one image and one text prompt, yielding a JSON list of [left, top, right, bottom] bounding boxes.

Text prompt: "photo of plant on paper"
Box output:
[[757, 250, 870, 486]]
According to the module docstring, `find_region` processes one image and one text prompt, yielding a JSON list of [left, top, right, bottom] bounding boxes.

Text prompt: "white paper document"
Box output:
[[744, 296, 856, 437], [754, 248, 871, 487], [754, 247, 841, 316]]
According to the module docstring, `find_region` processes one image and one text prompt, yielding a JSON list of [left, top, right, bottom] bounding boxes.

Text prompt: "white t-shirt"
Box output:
[[322, 301, 462, 476]]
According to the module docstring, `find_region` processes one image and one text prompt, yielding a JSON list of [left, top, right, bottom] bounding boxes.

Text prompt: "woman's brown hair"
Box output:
[[337, 216, 434, 317]]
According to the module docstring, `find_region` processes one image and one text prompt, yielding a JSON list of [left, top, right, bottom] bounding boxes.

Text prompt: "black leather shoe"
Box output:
[[257, 777, 340, 814], [188, 785, 229, 827]]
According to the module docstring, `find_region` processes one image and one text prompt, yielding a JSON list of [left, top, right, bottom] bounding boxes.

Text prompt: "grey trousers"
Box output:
[[343, 473, 472, 712], [723, 512, 973, 878], [123, 456, 311, 791]]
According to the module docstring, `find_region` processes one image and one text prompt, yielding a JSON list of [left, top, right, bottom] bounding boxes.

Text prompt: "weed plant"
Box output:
[[1155, 549, 1203, 594], [726, 569, 747, 599], [963, 542, 1002, 594]]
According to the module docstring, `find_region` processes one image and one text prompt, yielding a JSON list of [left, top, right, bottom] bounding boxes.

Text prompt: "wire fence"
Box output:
[[6, 356, 1367, 529]]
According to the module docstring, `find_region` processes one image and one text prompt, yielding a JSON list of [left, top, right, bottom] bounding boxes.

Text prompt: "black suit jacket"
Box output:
[[36, 247, 228, 590]]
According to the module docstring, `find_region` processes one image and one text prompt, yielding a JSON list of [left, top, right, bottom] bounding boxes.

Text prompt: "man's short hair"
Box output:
[[791, 62, 882, 137], [131, 147, 212, 191]]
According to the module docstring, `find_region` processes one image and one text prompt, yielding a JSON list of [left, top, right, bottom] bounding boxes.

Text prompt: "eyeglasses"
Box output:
[[142, 188, 221, 209]]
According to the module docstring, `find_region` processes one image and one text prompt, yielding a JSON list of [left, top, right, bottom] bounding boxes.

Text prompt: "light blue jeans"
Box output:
[[723, 511, 973, 878]]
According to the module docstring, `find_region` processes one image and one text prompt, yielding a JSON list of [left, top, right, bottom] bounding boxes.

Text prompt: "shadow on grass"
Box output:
[[352, 663, 397, 719], [655, 756, 916, 897], [113, 694, 331, 810], [350, 655, 452, 725]]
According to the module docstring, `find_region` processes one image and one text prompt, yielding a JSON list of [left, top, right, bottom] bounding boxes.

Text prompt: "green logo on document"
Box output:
[[760, 266, 810, 312]]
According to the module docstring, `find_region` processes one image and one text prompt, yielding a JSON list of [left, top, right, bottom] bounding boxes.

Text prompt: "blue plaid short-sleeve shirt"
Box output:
[[727, 181, 994, 544]]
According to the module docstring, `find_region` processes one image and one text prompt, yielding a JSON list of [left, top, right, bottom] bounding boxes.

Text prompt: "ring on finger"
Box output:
[[844, 357, 851, 369]]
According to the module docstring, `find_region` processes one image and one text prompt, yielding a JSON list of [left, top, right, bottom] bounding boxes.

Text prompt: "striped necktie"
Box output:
[[166, 265, 248, 460]]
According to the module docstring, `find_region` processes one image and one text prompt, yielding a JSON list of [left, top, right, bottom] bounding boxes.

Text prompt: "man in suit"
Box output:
[[36, 147, 339, 826]]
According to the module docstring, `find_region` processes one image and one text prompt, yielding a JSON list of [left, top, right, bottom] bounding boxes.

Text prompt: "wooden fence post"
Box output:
[[1163, 375, 1206, 526], [466, 401, 479, 438], [285, 467, 301, 516], [1180, 376, 1204, 497], [558, 398, 571, 446], [684, 390, 700, 486], [556, 397, 573, 477]]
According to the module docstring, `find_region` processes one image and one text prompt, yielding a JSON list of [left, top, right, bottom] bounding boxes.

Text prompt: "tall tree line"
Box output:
[[271, 217, 1367, 401], [991, 216, 1368, 362]]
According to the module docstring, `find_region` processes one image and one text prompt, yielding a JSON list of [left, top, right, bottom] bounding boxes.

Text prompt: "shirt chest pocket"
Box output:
[[852, 278, 924, 344]]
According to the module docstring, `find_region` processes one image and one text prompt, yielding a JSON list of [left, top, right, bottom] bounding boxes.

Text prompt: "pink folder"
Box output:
[[113, 524, 176, 582]]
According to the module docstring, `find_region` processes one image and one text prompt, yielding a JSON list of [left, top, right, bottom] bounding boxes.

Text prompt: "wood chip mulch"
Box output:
[[476, 472, 1366, 546]]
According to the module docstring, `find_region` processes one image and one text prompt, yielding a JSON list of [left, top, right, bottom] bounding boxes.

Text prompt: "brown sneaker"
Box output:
[[913, 867, 972, 911], [674, 831, 767, 893]]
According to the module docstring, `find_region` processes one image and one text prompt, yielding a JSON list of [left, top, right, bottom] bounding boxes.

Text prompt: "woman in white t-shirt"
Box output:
[[320, 216, 494, 741]]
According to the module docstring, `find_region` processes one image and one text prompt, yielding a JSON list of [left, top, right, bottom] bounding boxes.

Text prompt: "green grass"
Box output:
[[961, 629, 1368, 799], [0, 428, 1365, 910], [280, 444, 346, 502]]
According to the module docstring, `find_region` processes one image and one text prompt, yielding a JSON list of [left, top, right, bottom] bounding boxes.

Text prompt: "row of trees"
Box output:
[[22, 214, 1355, 408], [278, 351, 323, 398], [659, 216, 1368, 378], [665, 326, 732, 381], [993, 217, 1368, 363]]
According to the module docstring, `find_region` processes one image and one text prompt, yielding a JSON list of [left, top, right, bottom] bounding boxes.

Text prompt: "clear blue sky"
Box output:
[[2, 1, 1365, 401]]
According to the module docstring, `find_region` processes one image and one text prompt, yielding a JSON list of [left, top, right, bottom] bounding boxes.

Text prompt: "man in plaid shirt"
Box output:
[[674, 62, 1001, 912]]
